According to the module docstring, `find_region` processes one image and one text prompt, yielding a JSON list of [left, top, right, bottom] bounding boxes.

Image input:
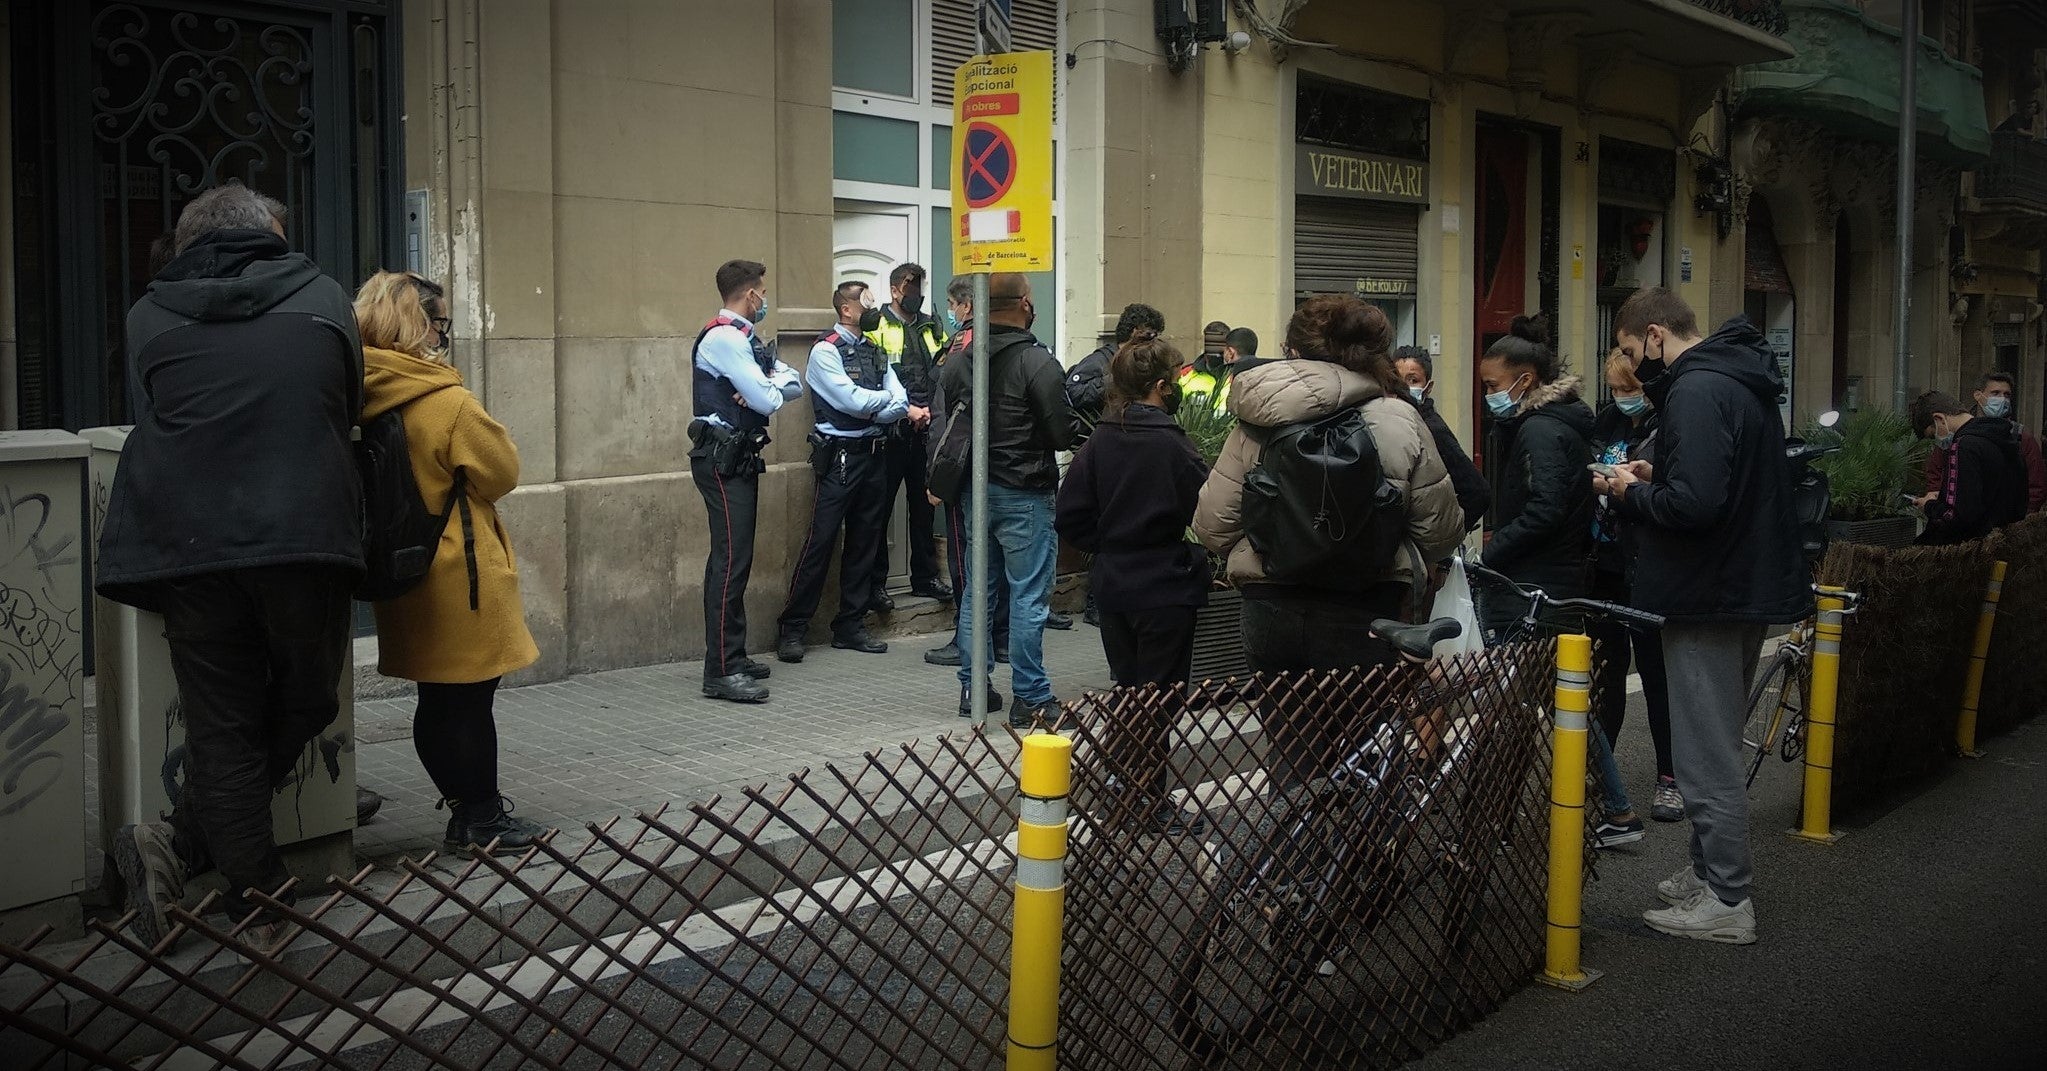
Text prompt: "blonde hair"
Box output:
[[1606, 348, 1642, 393], [354, 270, 448, 360]]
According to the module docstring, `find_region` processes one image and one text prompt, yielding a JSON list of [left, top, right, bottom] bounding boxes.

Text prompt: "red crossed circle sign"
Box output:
[[962, 122, 1017, 209]]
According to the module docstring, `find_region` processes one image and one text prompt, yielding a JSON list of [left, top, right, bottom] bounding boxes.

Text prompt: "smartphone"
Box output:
[[1587, 462, 1620, 478]]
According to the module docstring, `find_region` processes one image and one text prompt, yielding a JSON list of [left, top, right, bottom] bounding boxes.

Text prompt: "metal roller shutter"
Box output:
[[1293, 197, 1421, 295], [932, 0, 1059, 108]]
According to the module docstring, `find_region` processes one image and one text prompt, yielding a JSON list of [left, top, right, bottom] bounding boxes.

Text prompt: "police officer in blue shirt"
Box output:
[[691, 259, 803, 703], [774, 282, 911, 663]]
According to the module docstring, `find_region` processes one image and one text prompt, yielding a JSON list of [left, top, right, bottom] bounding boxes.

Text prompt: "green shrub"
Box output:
[[1805, 408, 1929, 522]]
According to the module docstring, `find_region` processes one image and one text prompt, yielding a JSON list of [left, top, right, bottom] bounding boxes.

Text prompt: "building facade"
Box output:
[[1, 1, 2033, 688]]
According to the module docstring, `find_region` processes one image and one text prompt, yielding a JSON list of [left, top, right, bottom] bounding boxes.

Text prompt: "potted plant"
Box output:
[[1805, 408, 1927, 549], [1177, 402, 1249, 682]]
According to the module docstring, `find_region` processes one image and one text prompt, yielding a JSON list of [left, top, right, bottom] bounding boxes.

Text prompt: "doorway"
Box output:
[[832, 202, 920, 597], [1471, 120, 1561, 484], [9, 0, 403, 432]]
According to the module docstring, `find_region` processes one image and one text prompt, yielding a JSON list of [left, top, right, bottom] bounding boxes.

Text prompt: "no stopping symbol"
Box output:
[[962, 122, 1017, 209]]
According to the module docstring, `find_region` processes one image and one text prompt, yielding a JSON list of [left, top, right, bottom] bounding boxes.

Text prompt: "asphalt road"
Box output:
[[1410, 705, 2047, 1070]]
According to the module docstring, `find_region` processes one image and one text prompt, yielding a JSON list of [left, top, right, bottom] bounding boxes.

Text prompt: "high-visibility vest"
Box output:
[[865, 313, 947, 366], [1178, 365, 1231, 411]]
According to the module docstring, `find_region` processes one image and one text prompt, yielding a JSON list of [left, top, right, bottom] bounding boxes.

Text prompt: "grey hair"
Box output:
[[173, 185, 281, 253], [256, 193, 287, 225]]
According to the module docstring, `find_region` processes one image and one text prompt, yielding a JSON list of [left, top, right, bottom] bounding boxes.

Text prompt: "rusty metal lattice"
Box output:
[[0, 641, 1594, 1070]]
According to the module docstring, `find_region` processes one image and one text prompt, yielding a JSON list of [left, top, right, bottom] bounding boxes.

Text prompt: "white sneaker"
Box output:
[[1656, 864, 1707, 906], [1643, 890, 1756, 945]]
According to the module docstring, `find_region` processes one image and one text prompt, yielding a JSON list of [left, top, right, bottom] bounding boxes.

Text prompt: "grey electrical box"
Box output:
[[405, 189, 430, 274]]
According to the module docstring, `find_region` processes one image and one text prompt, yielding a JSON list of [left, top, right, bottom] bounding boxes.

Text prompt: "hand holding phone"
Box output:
[[1587, 463, 1619, 479]]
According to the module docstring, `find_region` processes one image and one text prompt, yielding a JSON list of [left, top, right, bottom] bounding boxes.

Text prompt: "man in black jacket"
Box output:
[[1910, 390, 2029, 544], [937, 274, 1076, 727], [97, 184, 365, 949], [1394, 346, 1490, 531], [1602, 288, 1812, 947], [1064, 302, 1164, 442]]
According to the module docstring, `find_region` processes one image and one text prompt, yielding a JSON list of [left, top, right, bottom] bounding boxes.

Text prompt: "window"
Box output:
[[833, 112, 920, 186], [833, 0, 917, 98]]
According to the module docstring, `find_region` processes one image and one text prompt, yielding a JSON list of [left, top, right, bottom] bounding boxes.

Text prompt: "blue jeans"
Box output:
[[1591, 721, 1633, 816], [956, 485, 1057, 705]]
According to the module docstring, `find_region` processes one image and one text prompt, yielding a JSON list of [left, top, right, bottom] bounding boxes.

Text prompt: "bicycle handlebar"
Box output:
[[1463, 559, 1667, 630]]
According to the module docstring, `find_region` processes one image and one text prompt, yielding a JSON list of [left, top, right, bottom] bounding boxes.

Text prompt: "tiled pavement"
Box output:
[[350, 625, 1115, 859]]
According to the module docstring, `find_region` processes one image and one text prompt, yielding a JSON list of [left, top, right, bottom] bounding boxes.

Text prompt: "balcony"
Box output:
[[1458, 0, 1795, 67], [1687, 0, 1789, 36], [1975, 131, 2047, 216], [1735, 0, 1990, 164]]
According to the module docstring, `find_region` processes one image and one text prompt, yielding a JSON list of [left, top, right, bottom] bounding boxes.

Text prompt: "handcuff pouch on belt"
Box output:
[[688, 419, 769, 477]]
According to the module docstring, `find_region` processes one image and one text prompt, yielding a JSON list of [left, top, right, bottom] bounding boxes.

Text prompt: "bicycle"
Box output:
[[1739, 585, 1861, 788], [1168, 565, 1661, 1060]]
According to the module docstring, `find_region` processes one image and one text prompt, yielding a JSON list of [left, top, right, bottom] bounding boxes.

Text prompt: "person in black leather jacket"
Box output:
[[1065, 302, 1164, 442], [1477, 316, 1595, 635]]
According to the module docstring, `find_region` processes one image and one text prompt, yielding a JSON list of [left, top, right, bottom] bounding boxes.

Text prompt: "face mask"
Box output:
[[858, 306, 883, 333], [1984, 396, 2012, 419], [753, 292, 770, 322], [1937, 431, 1955, 450], [1637, 336, 1667, 380], [1023, 300, 1037, 331], [899, 290, 923, 315], [1615, 394, 1648, 417], [1162, 381, 1183, 416], [1484, 374, 1526, 418], [1408, 386, 1426, 404], [943, 310, 961, 333]]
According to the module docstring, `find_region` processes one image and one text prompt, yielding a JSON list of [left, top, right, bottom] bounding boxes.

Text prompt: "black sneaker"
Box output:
[[355, 786, 386, 825], [1148, 803, 1209, 837], [1082, 604, 1101, 628], [1045, 611, 1073, 631], [442, 797, 551, 855], [736, 657, 772, 680], [1009, 695, 1060, 730], [925, 642, 963, 666], [1593, 816, 1646, 849], [911, 581, 954, 602], [703, 673, 769, 703], [871, 591, 897, 613], [959, 684, 1005, 718], [832, 631, 888, 654], [776, 636, 806, 664]]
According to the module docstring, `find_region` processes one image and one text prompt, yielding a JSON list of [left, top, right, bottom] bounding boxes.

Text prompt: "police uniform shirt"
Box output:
[[696, 310, 803, 429], [810, 324, 910, 438]]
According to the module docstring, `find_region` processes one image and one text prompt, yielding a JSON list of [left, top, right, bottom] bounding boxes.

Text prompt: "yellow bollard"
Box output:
[[1540, 634, 1600, 992], [1792, 588, 1850, 844], [1009, 733, 1072, 1070], [1956, 560, 2005, 758]]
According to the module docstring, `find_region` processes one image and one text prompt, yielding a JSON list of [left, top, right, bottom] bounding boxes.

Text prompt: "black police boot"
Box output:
[[871, 590, 897, 613], [736, 656, 772, 680], [1009, 695, 1061, 731], [441, 797, 550, 856], [1082, 593, 1101, 629], [776, 634, 807, 664], [832, 630, 888, 654], [703, 673, 769, 703], [925, 641, 963, 666], [1045, 611, 1073, 631], [911, 580, 954, 602]]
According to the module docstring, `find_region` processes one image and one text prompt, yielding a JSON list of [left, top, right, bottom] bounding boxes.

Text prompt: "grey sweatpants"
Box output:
[[1662, 621, 1767, 904]]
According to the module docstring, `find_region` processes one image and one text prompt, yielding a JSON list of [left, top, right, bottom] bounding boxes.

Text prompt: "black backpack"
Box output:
[[1240, 406, 1408, 590], [354, 408, 476, 607]]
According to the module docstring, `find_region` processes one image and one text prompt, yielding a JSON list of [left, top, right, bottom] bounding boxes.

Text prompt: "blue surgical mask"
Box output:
[[1983, 395, 2012, 419], [944, 310, 961, 333], [1937, 432, 1955, 450], [1485, 389, 1517, 418], [1615, 394, 1649, 417], [1408, 386, 1426, 403]]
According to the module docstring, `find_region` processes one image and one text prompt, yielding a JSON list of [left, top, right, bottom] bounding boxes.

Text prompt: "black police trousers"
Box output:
[[693, 452, 760, 679], [157, 564, 353, 920], [874, 428, 941, 595], [779, 437, 890, 641]]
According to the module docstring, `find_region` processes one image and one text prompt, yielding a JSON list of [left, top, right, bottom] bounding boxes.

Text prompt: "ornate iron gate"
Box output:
[[9, 0, 402, 431]]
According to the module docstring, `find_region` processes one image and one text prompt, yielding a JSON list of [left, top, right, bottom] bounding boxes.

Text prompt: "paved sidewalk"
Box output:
[[351, 625, 1115, 859]]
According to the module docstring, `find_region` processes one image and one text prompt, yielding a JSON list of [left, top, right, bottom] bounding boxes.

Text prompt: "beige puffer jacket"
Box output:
[[1193, 359, 1465, 592]]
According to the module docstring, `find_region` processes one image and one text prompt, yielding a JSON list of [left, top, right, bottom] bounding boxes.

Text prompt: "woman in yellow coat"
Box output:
[[354, 271, 546, 854]]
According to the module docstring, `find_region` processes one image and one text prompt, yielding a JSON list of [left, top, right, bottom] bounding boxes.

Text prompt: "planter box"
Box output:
[[1191, 588, 1248, 682], [1830, 516, 1917, 550]]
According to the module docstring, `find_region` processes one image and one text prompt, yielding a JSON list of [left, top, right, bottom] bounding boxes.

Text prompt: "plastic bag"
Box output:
[[1427, 557, 1485, 657]]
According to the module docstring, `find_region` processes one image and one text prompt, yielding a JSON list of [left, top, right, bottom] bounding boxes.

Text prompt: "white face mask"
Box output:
[[1983, 395, 2012, 419], [1408, 386, 1426, 403]]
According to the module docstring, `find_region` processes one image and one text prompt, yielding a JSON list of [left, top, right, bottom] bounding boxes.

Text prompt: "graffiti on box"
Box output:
[[0, 485, 80, 820]]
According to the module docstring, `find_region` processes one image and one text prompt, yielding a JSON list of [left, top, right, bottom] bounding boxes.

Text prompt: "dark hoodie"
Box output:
[[1615, 317, 1813, 623], [97, 229, 365, 610], [1920, 415, 2028, 545], [1055, 402, 1210, 613], [1483, 374, 1596, 600]]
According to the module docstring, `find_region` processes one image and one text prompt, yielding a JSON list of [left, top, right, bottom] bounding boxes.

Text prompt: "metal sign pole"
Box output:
[[1892, 0, 1919, 412], [968, 15, 993, 724]]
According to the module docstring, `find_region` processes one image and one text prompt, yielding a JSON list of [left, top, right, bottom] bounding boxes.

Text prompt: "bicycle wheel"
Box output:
[[1170, 785, 1363, 1060], [1742, 646, 1800, 788]]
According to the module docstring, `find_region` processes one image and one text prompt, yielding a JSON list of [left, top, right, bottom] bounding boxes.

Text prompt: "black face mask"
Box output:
[[1162, 381, 1184, 416], [899, 290, 923, 315], [858, 306, 884, 333]]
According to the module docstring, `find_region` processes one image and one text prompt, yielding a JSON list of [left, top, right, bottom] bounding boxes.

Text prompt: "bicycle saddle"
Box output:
[[1369, 618, 1462, 661]]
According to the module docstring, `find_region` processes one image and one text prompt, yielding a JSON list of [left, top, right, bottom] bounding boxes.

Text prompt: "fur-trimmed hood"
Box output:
[[1512, 373, 1585, 417]]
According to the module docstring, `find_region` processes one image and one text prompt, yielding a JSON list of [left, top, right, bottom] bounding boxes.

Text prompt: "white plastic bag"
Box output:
[[1427, 557, 1485, 656]]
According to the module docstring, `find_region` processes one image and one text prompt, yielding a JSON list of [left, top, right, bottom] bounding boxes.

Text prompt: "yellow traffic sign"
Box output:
[[951, 51, 1053, 274]]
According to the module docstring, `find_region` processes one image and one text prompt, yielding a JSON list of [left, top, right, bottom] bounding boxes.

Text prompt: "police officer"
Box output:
[[776, 283, 908, 662], [1178, 319, 1236, 413], [691, 259, 802, 703], [865, 262, 952, 611]]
